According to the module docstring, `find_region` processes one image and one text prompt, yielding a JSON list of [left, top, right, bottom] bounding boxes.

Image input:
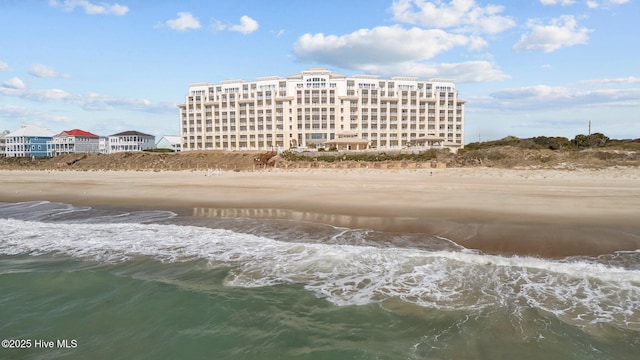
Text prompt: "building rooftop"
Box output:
[[60, 129, 99, 138], [159, 135, 181, 144], [110, 130, 153, 137], [7, 125, 55, 138]]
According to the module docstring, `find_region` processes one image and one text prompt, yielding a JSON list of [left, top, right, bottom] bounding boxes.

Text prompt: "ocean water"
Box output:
[[0, 201, 639, 359]]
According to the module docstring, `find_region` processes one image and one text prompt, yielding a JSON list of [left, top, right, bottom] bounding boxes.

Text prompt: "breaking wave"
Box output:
[[1, 202, 639, 335]]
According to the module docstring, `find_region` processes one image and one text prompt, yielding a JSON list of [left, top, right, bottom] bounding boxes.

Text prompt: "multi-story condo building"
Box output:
[[4, 125, 55, 158], [107, 130, 155, 153], [180, 67, 465, 153], [47, 129, 100, 156]]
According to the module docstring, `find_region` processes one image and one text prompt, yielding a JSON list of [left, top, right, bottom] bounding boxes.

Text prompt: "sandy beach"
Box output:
[[1, 167, 639, 257]]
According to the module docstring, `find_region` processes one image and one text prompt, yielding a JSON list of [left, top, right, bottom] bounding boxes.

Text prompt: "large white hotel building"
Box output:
[[179, 67, 464, 152]]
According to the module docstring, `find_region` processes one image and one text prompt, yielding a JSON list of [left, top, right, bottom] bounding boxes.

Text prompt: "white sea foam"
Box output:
[[1, 218, 639, 333], [0, 201, 176, 223]]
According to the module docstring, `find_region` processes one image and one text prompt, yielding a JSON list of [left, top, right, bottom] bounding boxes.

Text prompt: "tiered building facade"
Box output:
[[179, 67, 464, 152]]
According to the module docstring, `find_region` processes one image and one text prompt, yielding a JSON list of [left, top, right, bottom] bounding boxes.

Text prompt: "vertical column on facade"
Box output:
[[448, 92, 452, 145], [187, 97, 194, 150], [274, 92, 283, 150], [411, 90, 418, 145], [322, 89, 328, 149], [391, 93, 399, 149], [180, 102, 186, 150], [437, 91, 444, 141], [359, 91, 365, 147], [233, 93, 240, 150], [458, 100, 464, 145], [200, 101, 205, 150]]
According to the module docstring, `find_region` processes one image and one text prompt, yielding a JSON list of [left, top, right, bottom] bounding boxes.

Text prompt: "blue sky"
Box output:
[[1, 0, 638, 142]]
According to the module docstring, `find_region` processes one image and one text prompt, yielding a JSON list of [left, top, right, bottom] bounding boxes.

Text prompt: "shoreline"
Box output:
[[1, 167, 639, 258]]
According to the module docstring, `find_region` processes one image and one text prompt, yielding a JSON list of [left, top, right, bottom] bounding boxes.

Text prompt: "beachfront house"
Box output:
[[107, 130, 155, 153], [47, 129, 100, 156], [4, 125, 55, 158], [0, 130, 8, 157], [155, 135, 181, 152]]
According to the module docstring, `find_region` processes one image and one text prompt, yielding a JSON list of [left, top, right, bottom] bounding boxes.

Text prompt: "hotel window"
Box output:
[[306, 77, 327, 88]]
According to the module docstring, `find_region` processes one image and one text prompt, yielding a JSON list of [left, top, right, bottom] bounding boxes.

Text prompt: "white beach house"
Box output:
[[0, 130, 8, 157], [107, 131, 155, 153]]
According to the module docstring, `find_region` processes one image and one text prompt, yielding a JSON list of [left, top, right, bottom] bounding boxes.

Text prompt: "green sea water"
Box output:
[[1, 202, 639, 359], [1, 255, 635, 360]]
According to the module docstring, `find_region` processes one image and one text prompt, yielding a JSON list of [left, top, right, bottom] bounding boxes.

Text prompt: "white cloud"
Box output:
[[49, 0, 128, 16], [487, 83, 640, 109], [0, 61, 9, 72], [28, 64, 70, 78], [0, 105, 73, 126], [294, 24, 509, 82], [467, 35, 488, 50], [585, 0, 630, 8], [295, 25, 470, 68], [492, 85, 572, 100], [576, 76, 640, 86], [165, 12, 201, 32], [211, 20, 227, 33], [0, 105, 37, 118], [5, 86, 56, 104], [22, 88, 72, 102], [77, 92, 175, 112], [0, 86, 69, 102], [540, 0, 575, 5], [390, 0, 515, 34], [513, 15, 591, 53], [214, 16, 260, 34], [2, 77, 25, 90], [0, 84, 175, 113], [359, 60, 509, 83], [542, 0, 629, 7], [229, 16, 259, 34]]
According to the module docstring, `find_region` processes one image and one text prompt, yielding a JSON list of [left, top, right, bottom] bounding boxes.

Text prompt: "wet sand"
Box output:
[[1, 167, 639, 257]]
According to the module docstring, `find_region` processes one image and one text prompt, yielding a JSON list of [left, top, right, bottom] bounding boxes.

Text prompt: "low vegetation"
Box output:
[[454, 133, 640, 168], [281, 149, 443, 163], [1, 134, 638, 171], [0, 151, 261, 171]]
